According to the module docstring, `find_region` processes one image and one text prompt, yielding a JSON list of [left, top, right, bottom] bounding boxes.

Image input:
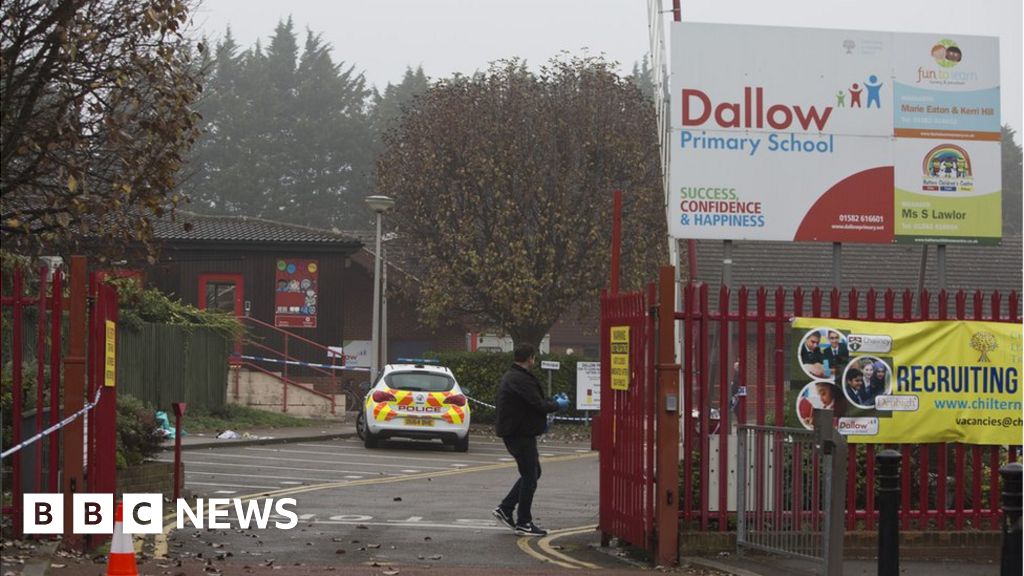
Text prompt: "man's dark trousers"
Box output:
[[499, 435, 542, 525]]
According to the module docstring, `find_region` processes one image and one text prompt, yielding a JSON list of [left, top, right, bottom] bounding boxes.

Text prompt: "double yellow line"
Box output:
[[516, 525, 601, 570]]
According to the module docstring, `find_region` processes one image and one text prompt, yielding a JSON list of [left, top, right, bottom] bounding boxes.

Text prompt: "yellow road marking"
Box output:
[[537, 525, 600, 569], [516, 535, 580, 569], [155, 451, 596, 559]]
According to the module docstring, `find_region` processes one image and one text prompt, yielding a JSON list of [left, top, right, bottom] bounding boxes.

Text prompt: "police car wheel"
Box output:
[[454, 435, 469, 453], [355, 410, 367, 440]]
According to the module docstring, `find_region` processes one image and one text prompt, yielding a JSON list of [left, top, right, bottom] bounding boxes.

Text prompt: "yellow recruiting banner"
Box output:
[[792, 318, 1021, 445], [610, 326, 630, 391]]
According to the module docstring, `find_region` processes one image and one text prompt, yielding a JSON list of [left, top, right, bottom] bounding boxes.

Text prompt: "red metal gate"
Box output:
[[599, 286, 656, 552], [1, 256, 118, 545], [678, 283, 1021, 532], [598, 267, 681, 566]]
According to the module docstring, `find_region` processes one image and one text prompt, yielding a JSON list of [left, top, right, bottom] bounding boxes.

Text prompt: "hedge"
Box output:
[[423, 351, 598, 424]]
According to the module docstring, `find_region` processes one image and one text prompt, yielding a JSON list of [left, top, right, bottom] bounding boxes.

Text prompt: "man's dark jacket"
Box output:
[[495, 363, 558, 438]]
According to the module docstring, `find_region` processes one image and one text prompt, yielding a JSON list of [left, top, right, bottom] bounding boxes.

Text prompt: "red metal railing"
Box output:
[[1, 258, 115, 544], [678, 284, 1021, 532], [233, 315, 345, 414]]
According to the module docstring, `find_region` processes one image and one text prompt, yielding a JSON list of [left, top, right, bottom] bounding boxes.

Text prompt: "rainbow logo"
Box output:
[[922, 144, 971, 179]]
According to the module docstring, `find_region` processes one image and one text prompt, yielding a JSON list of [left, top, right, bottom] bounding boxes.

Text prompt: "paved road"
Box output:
[[151, 435, 641, 573]]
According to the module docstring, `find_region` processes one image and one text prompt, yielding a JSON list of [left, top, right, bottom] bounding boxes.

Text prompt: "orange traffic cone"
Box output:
[[107, 502, 139, 576]]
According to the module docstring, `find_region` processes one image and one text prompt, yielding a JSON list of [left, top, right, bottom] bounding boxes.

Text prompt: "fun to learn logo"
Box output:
[[931, 39, 962, 68], [921, 144, 974, 192]]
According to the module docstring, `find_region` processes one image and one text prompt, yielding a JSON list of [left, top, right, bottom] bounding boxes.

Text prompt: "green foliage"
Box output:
[[424, 351, 597, 423], [1, 0, 203, 259], [183, 404, 319, 432], [378, 55, 667, 349], [117, 394, 163, 469], [185, 19, 375, 230], [109, 278, 244, 339]]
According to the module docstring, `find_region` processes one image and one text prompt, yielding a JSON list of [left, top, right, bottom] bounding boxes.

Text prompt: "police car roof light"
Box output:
[[395, 357, 439, 365]]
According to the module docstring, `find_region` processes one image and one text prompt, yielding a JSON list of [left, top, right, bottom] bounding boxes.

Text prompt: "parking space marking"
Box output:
[[213, 490, 236, 495], [258, 445, 500, 465], [279, 481, 303, 485], [400, 469, 421, 473], [154, 458, 395, 477], [204, 451, 453, 470], [186, 481, 280, 490], [183, 471, 334, 484]]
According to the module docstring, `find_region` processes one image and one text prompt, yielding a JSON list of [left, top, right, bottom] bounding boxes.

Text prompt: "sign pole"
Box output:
[[937, 244, 947, 290], [832, 242, 842, 290]]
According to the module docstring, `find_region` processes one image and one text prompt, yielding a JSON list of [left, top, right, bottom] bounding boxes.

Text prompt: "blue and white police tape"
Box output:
[[233, 354, 369, 372], [1, 387, 103, 460], [465, 396, 591, 422]]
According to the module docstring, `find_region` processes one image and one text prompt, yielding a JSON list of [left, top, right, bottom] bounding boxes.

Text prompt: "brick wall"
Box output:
[[116, 461, 182, 499], [679, 530, 1001, 560]]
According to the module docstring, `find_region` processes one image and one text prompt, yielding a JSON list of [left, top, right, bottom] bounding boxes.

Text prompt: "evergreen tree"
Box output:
[[184, 19, 375, 229], [1002, 125, 1023, 236]]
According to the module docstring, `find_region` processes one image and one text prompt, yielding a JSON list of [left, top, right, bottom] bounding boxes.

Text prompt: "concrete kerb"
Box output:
[[160, 430, 358, 451], [687, 557, 765, 576]]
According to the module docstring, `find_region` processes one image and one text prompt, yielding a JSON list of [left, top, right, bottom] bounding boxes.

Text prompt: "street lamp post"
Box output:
[[366, 195, 395, 383]]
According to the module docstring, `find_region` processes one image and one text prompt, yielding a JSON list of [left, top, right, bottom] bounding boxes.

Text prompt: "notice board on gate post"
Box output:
[[610, 326, 630, 390]]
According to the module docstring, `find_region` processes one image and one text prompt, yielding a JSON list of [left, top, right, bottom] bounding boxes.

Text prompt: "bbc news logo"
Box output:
[[23, 494, 298, 534]]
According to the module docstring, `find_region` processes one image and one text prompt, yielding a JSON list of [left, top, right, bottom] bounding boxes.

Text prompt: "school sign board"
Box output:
[[790, 318, 1021, 445], [669, 22, 1001, 245]]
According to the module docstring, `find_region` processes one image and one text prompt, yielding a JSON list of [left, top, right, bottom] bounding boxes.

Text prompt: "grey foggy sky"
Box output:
[[192, 0, 1022, 142]]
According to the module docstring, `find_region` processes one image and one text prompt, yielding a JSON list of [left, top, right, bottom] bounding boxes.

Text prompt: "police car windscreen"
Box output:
[[385, 371, 455, 392]]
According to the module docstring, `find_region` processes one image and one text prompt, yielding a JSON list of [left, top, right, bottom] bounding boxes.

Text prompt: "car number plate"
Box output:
[[405, 416, 433, 427]]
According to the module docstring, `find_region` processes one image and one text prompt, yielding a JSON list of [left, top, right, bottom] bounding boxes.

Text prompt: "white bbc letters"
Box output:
[[72, 493, 113, 534], [122, 493, 163, 534], [23, 494, 64, 534]]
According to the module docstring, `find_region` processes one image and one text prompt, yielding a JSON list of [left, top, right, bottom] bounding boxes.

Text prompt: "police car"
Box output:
[[356, 359, 471, 452]]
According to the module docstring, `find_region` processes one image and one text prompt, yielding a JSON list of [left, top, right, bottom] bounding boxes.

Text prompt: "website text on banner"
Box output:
[[790, 317, 1021, 445], [669, 22, 1001, 245]]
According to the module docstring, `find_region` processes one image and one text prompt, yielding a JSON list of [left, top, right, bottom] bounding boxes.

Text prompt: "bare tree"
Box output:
[[1, 0, 203, 258]]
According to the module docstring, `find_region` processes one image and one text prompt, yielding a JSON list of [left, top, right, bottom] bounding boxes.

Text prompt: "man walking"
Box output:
[[493, 343, 569, 536]]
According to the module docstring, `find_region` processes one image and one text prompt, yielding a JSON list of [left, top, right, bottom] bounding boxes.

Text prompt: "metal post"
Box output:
[[832, 242, 842, 291], [1000, 463, 1022, 576], [877, 449, 902, 576], [722, 240, 733, 289], [382, 243, 388, 366], [62, 256, 87, 549], [370, 210, 384, 382], [736, 425, 748, 549], [655, 266, 681, 566], [815, 409, 846, 576], [547, 370, 552, 398], [917, 245, 928, 316], [611, 190, 622, 295], [172, 403, 187, 502], [936, 244, 947, 291]]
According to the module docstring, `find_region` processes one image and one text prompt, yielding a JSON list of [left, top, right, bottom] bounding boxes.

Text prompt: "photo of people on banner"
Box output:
[[793, 326, 895, 430], [790, 318, 1020, 445]]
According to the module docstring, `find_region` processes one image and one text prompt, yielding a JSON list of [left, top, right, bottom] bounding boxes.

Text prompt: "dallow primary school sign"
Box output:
[[670, 22, 1001, 245]]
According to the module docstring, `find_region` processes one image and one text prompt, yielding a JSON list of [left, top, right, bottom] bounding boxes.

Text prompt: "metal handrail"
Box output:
[[237, 315, 343, 358]]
